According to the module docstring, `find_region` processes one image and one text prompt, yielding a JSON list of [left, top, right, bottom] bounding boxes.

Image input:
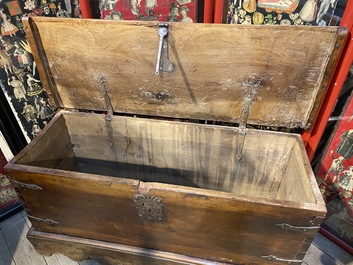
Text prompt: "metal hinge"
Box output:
[[261, 255, 302, 263], [27, 215, 59, 225], [276, 223, 320, 233], [9, 179, 42, 191]]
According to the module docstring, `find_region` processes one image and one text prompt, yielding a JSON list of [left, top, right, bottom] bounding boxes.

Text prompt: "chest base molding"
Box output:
[[27, 227, 233, 265]]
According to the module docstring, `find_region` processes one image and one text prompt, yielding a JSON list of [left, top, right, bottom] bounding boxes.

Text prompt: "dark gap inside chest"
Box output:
[[17, 112, 317, 204]]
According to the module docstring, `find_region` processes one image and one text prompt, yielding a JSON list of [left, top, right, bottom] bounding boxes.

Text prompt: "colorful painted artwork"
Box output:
[[316, 90, 353, 250], [226, 0, 340, 25], [100, 0, 197, 23], [0, 0, 82, 142], [0, 148, 19, 217]]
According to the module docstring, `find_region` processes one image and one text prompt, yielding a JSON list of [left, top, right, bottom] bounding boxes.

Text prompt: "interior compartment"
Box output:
[[17, 111, 316, 204]]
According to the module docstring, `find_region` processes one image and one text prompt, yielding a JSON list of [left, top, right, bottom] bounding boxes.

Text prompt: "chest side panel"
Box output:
[[7, 168, 325, 264]]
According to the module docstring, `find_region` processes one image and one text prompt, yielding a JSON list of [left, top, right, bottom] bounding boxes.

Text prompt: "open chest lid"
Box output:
[[24, 17, 347, 129]]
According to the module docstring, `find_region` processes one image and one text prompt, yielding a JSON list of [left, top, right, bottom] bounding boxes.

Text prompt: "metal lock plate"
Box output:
[[133, 194, 165, 221]]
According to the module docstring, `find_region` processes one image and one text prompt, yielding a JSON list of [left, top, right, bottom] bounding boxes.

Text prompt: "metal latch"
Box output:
[[155, 23, 173, 75], [133, 193, 165, 221]]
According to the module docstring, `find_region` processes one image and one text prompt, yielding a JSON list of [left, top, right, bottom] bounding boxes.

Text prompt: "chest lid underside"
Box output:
[[24, 17, 346, 129]]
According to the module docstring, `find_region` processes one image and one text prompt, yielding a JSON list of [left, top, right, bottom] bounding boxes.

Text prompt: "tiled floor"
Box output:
[[1, 211, 352, 265]]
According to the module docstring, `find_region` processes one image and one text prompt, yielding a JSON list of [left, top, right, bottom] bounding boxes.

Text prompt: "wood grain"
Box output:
[[0, 211, 95, 265], [8, 17, 340, 263], [15, 111, 317, 202], [21, 212, 81, 265], [28, 228, 233, 265], [26, 224, 319, 265], [5, 110, 327, 263], [23, 17, 347, 129], [6, 166, 325, 263], [2, 210, 351, 265], [276, 138, 320, 204], [13, 113, 77, 170]]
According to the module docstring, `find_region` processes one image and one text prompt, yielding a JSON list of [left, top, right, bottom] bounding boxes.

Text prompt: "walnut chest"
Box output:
[[4, 17, 347, 265]]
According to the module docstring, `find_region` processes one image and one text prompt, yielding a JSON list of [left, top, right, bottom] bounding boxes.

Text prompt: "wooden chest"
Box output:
[[5, 17, 347, 264]]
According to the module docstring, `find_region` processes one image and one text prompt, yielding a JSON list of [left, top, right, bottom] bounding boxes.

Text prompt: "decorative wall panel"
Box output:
[[0, 0, 81, 142], [316, 90, 353, 249], [226, 0, 342, 25]]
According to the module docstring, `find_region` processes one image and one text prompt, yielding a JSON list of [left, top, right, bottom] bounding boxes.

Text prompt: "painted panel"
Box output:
[[316, 90, 353, 250], [100, 0, 198, 23]]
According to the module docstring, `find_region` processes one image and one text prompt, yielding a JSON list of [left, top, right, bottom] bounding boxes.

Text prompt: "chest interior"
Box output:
[[16, 111, 314, 204]]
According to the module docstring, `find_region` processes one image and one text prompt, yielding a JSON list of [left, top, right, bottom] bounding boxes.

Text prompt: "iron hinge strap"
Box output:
[[238, 91, 254, 130], [9, 179, 42, 191], [27, 215, 59, 225], [236, 82, 260, 160], [276, 223, 320, 232], [261, 255, 302, 263], [97, 76, 114, 121]]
